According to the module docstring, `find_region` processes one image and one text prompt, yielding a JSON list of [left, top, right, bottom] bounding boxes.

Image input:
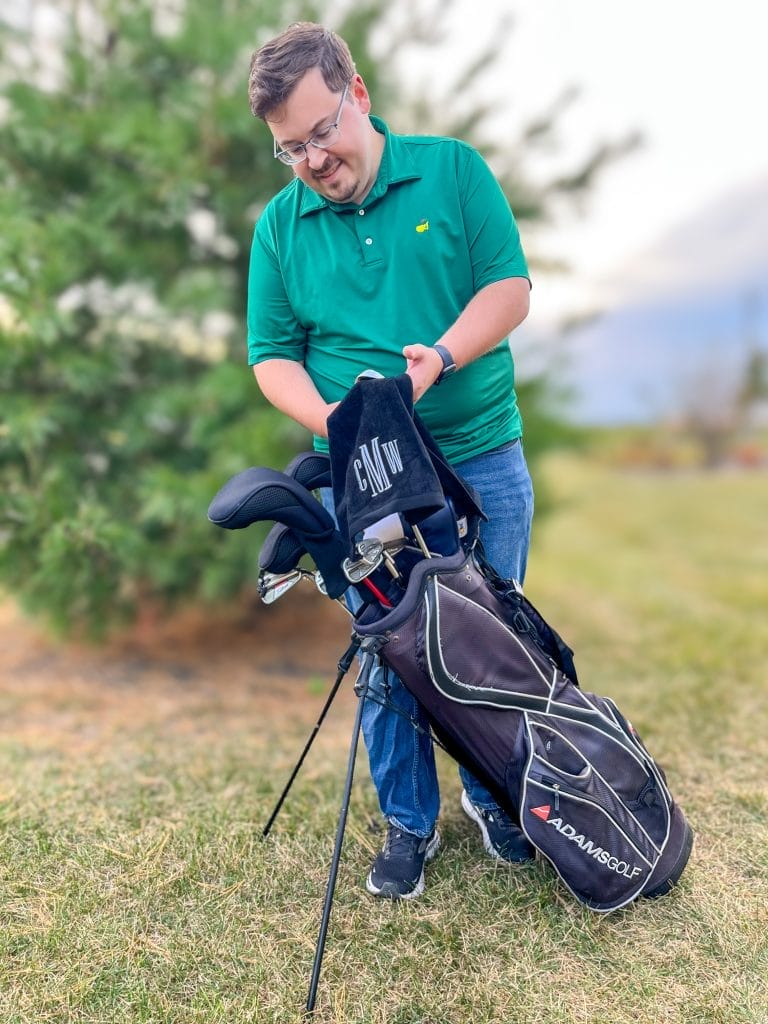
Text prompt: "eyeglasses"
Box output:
[[273, 82, 351, 166]]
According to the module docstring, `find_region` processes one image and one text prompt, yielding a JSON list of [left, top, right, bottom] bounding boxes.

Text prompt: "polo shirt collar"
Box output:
[[298, 115, 421, 216]]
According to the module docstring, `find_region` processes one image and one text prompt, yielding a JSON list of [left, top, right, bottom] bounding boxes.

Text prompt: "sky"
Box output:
[[6, 0, 767, 341], [411, 0, 768, 332]]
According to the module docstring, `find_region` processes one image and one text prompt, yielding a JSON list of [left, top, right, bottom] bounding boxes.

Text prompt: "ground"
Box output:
[[0, 591, 359, 756]]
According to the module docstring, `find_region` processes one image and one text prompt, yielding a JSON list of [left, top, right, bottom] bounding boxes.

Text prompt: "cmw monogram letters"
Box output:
[[353, 436, 403, 496]]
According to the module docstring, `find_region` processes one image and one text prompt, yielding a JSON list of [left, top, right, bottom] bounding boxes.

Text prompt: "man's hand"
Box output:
[[403, 343, 444, 401]]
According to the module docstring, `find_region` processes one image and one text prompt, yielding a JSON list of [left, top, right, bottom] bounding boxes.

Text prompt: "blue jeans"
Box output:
[[322, 439, 534, 837]]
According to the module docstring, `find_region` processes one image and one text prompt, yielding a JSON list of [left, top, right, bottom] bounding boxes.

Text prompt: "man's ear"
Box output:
[[350, 73, 371, 114]]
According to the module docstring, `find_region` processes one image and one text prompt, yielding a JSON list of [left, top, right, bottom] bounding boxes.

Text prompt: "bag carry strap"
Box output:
[[474, 545, 579, 685]]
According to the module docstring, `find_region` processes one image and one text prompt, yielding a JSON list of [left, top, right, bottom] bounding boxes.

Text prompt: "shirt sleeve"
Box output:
[[457, 143, 530, 293], [246, 206, 307, 366]]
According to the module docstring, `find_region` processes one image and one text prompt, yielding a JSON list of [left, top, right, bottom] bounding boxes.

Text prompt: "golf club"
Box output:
[[208, 466, 350, 598], [343, 538, 385, 583], [258, 568, 304, 604]]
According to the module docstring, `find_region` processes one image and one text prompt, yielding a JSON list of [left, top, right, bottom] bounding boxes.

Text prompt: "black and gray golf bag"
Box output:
[[353, 552, 693, 911], [208, 373, 692, 1007]]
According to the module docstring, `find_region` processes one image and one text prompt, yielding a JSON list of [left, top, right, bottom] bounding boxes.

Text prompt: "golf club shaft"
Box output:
[[382, 550, 400, 578], [411, 523, 431, 558], [361, 576, 393, 607]]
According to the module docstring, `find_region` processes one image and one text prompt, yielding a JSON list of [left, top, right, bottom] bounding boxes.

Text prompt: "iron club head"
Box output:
[[258, 568, 304, 605]]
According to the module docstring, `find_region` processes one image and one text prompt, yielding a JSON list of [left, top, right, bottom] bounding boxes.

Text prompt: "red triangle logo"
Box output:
[[531, 804, 551, 821]]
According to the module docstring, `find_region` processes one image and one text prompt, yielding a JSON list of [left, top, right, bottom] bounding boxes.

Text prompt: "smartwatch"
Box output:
[[433, 344, 457, 385]]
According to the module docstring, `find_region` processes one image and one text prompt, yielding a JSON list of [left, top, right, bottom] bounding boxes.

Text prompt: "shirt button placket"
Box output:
[[359, 209, 371, 246], [356, 206, 380, 264]]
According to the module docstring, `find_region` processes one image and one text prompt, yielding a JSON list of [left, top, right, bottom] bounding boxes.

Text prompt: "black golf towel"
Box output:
[[327, 375, 445, 542]]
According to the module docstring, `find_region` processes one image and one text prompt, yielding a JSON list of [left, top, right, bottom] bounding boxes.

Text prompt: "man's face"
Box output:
[[267, 67, 381, 206]]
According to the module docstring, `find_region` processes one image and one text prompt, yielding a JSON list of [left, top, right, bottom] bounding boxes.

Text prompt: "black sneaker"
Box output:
[[461, 790, 535, 863], [366, 825, 440, 900]]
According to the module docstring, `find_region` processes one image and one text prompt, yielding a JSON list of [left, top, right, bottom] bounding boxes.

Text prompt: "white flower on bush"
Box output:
[[185, 208, 237, 259]]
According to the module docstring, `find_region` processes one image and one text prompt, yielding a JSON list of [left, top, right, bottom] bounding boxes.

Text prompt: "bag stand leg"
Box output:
[[262, 638, 361, 838], [305, 649, 374, 1016]]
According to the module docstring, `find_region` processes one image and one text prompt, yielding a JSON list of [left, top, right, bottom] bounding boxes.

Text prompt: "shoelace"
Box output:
[[384, 828, 423, 859]]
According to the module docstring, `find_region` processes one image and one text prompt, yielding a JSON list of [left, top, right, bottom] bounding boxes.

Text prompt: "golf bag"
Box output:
[[208, 374, 692, 915], [352, 549, 692, 911], [325, 375, 693, 913]]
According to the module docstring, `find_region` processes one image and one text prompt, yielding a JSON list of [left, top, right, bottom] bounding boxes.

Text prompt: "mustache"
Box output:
[[312, 156, 339, 178]]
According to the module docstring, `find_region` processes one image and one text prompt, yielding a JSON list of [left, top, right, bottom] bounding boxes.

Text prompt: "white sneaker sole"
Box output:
[[461, 790, 535, 864], [365, 830, 441, 900], [461, 790, 507, 860]]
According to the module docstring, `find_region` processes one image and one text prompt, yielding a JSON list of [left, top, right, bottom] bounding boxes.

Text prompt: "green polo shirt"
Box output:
[[247, 116, 530, 463]]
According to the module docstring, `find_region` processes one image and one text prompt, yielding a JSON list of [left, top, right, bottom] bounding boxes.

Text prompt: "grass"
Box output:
[[1, 453, 767, 1023]]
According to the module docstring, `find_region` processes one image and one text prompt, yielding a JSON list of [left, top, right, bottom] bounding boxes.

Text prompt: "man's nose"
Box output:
[[305, 144, 329, 170]]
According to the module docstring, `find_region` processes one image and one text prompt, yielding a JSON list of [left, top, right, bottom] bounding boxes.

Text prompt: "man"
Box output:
[[247, 22, 535, 900]]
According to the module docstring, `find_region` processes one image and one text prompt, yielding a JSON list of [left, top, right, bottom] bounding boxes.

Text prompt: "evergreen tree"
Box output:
[[0, 0, 625, 635]]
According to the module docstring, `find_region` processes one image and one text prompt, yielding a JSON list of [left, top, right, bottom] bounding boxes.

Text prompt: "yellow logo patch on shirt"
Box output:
[[415, 219, 429, 233]]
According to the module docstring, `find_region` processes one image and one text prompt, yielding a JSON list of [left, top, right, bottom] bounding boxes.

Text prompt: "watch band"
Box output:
[[433, 344, 457, 385]]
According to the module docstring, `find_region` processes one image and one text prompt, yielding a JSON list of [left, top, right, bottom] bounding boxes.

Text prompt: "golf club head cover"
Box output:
[[258, 447, 334, 575], [258, 522, 306, 574], [284, 450, 332, 491], [207, 467, 349, 597]]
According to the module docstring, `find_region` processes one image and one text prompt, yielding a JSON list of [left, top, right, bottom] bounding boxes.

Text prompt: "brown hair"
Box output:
[[248, 22, 356, 121]]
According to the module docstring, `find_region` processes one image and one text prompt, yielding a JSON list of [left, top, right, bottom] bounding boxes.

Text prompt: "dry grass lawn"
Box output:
[[0, 454, 766, 1023]]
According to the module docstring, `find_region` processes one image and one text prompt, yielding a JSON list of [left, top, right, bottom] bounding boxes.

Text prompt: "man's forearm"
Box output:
[[438, 277, 530, 369], [252, 359, 338, 438], [403, 276, 531, 400]]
